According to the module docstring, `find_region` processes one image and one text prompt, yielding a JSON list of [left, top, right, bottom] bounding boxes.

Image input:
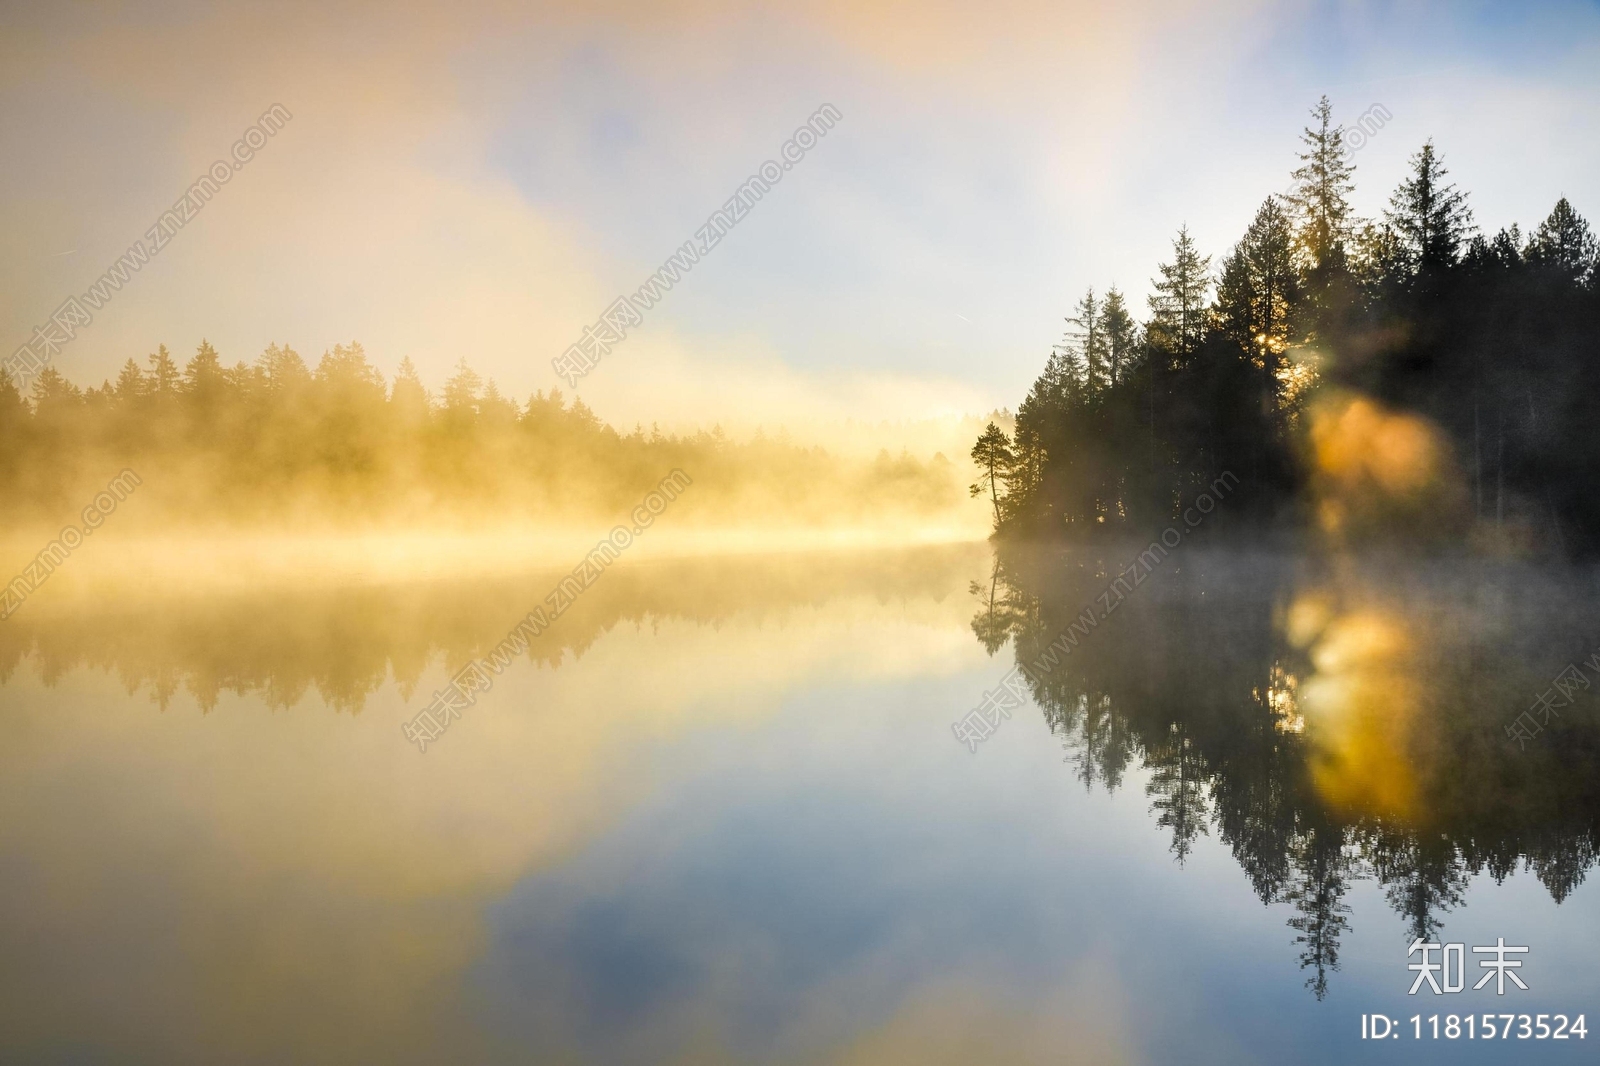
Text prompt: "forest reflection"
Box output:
[[9, 538, 1597, 1012], [975, 543, 1600, 999], [0, 543, 986, 713]]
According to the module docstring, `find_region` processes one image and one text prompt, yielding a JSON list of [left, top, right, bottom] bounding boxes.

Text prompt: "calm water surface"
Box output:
[[3, 542, 1598, 1064]]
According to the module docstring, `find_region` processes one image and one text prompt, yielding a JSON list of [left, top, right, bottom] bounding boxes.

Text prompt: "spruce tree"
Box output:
[[258, 343, 311, 394], [1097, 287, 1138, 387], [1213, 198, 1300, 372], [1148, 226, 1211, 364], [183, 340, 226, 402], [389, 355, 431, 424], [30, 366, 83, 415], [146, 344, 181, 397], [1384, 140, 1474, 275], [1286, 96, 1357, 271], [1066, 288, 1108, 394], [442, 358, 484, 414], [113, 358, 148, 401]]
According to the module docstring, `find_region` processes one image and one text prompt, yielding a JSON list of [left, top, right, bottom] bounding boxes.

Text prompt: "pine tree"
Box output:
[[1066, 288, 1109, 394], [389, 355, 431, 424], [1384, 140, 1474, 275], [314, 342, 386, 399], [222, 360, 260, 401], [0, 372, 26, 438], [480, 379, 519, 424], [113, 358, 148, 402], [969, 421, 1016, 526], [442, 358, 483, 413], [1148, 226, 1211, 364], [30, 366, 83, 415], [1008, 398, 1046, 525], [184, 339, 222, 382], [146, 344, 181, 396], [1097, 287, 1138, 387], [184, 340, 225, 398], [1286, 96, 1357, 271], [1526, 197, 1597, 285], [1213, 198, 1301, 373], [0, 371, 24, 498], [1284, 827, 1352, 1001], [0, 373, 24, 418], [258, 343, 311, 394]]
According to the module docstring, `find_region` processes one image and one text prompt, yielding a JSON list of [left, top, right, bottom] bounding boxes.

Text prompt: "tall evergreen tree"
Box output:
[[479, 379, 519, 425], [389, 355, 430, 424], [183, 340, 226, 417], [1384, 140, 1474, 275], [183, 340, 223, 390], [1066, 288, 1109, 394], [1213, 198, 1301, 375], [1148, 226, 1212, 364], [442, 358, 484, 414], [314, 342, 386, 399], [146, 344, 181, 397], [1286, 95, 1357, 272], [1097, 287, 1138, 387], [113, 357, 148, 402]]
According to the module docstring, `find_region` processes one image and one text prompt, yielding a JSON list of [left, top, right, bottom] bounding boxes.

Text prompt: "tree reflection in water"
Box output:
[[972, 543, 1600, 999]]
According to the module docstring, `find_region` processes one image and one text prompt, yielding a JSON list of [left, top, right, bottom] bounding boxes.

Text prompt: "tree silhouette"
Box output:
[[1384, 139, 1475, 276], [1146, 721, 1211, 864], [977, 97, 1600, 554], [1284, 826, 1353, 1000], [1286, 95, 1357, 273], [969, 421, 1015, 525], [1148, 225, 1212, 365]]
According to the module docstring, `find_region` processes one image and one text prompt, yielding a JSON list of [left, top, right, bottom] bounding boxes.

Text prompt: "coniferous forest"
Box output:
[[975, 98, 1600, 552], [0, 345, 963, 530]]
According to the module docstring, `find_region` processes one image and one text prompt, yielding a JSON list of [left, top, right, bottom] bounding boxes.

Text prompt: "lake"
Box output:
[[2, 540, 1597, 1063]]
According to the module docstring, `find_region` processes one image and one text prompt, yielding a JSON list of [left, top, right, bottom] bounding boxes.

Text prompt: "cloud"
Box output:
[[0, 0, 1272, 428], [4, 0, 1596, 431]]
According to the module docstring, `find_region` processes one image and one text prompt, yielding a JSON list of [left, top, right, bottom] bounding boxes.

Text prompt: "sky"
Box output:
[[2, 0, 1598, 434]]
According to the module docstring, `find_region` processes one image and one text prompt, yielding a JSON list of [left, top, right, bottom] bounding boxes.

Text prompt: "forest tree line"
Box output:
[[0, 344, 961, 528], [973, 97, 1600, 551]]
